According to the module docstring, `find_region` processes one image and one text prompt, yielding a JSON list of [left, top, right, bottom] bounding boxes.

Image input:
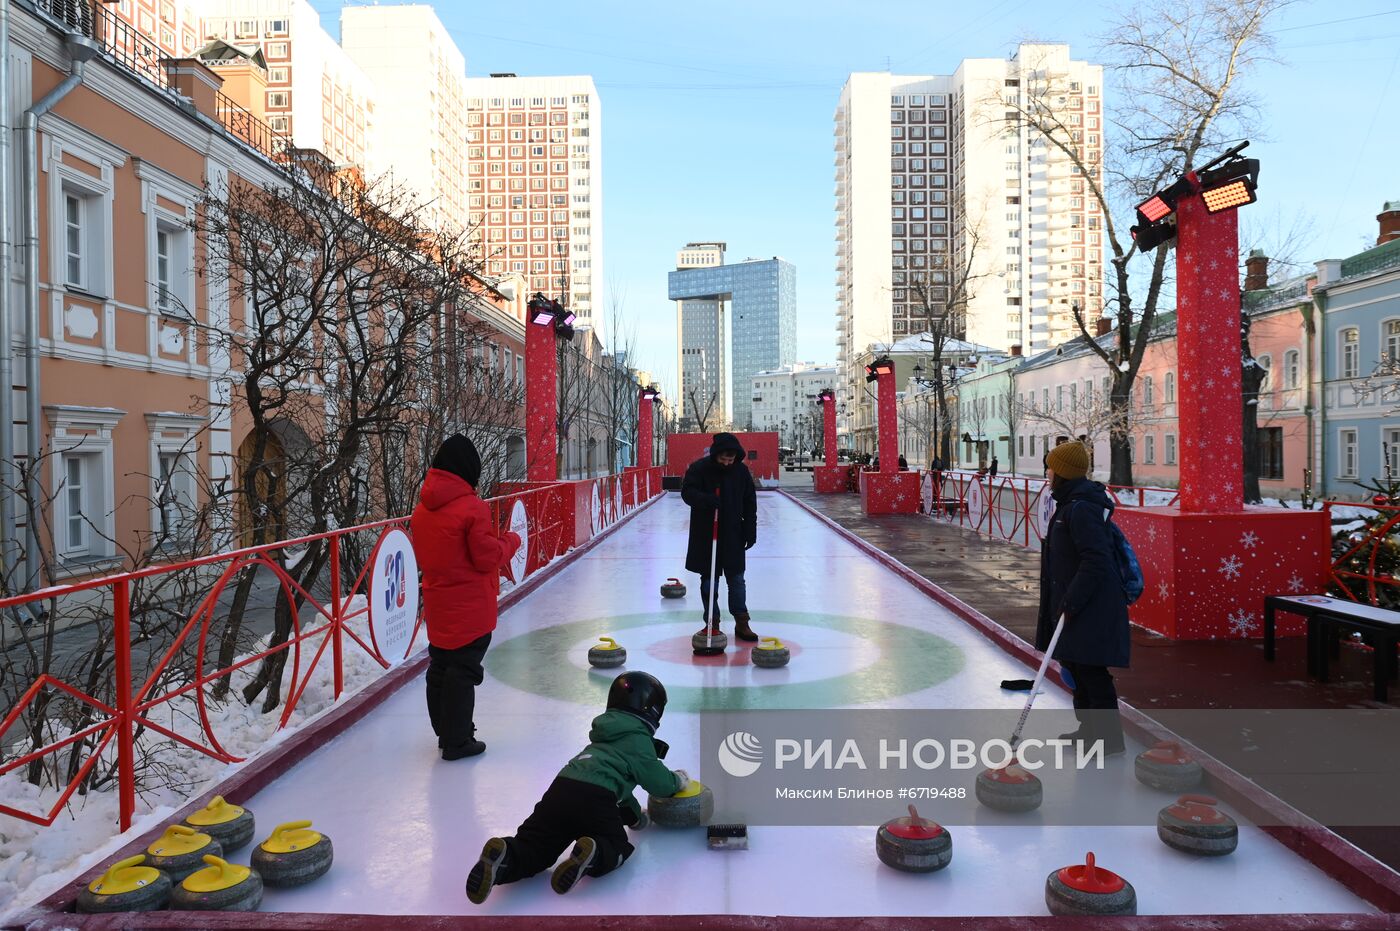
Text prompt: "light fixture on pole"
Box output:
[[865, 356, 894, 383], [529, 293, 558, 327], [1130, 141, 1260, 254], [1197, 152, 1260, 214]]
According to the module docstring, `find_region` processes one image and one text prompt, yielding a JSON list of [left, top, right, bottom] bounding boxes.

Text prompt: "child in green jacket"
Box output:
[[466, 671, 688, 902]]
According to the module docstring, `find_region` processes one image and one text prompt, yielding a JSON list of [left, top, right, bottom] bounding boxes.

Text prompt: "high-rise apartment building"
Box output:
[[671, 243, 729, 431], [203, 0, 376, 170], [670, 244, 797, 431], [835, 45, 1103, 434], [340, 5, 468, 233], [107, 0, 205, 60], [463, 75, 603, 328]]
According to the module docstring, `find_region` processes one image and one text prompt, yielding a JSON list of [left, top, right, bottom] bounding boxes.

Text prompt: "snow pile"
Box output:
[[0, 595, 399, 920]]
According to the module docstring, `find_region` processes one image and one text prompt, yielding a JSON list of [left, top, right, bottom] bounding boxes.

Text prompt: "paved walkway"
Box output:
[[785, 487, 1400, 872]]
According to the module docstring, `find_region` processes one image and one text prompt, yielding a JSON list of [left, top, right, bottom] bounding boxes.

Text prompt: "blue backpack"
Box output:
[[1065, 501, 1145, 606]]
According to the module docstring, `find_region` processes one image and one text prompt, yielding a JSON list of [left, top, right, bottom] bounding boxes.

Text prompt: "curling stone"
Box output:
[[144, 824, 223, 882], [185, 796, 256, 853], [1157, 794, 1238, 856], [876, 805, 953, 873], [171, 855, 263, 912], [1134, 741, 1203, 793], [751, 636, 790, 669], [661, 577, 687, 599], [77, 855, 172, 914], [648, 780, 714, 828], [692, 629, 728, 656], [975, 764, 1043, 812], [587, 637, 627, 669], [251, 820, 334, 887], [1044, 851, 1137, 917]]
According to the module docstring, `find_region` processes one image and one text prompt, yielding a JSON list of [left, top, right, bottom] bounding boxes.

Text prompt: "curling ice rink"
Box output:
[[248, 493, 1374, 918]]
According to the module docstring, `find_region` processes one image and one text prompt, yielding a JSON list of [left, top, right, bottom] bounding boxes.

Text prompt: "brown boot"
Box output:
[[733, 613, 759, 642]]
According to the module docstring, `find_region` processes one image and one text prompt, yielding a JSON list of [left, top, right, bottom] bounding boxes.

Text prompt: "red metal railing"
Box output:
[[1324, 501, 1400, 609], [0, 471, 664, 833]]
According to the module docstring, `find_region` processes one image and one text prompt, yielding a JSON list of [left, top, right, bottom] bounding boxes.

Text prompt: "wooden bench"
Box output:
[[1264, 594, 1400, 702]]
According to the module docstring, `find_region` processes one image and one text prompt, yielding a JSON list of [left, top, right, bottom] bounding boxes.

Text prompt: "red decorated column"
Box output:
[[526, 300, 559, 482], [1175, 178, 1243, 513], [877, 367, 898, 474], [637, 388, 654, 470], [822, 391, 837, 466], [860, 360, 919, 512]]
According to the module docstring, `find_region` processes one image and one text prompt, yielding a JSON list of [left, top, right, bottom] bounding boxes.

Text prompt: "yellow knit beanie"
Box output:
[[1046, 441, 1090, 480]]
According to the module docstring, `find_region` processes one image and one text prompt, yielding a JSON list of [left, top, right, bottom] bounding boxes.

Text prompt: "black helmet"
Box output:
[[607, 672, 668, 731]]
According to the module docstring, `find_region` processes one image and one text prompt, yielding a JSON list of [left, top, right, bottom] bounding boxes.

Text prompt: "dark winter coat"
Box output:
[[557, 710, 685, 821], [681, 433, 758, 575], [1034, 477, 1131, 668], [411, 445, 521, 649]]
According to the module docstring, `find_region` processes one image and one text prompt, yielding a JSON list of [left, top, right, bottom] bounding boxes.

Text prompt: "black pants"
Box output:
[[425, 633, 491, 750], [1063, 661, 1123, 742], [496, 777, 634, 884]]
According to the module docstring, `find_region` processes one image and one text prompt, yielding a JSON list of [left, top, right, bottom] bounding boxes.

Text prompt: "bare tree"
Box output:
[[1019, 383, 1130, 473], [600, 291, 642, 473], [996, 0, 1291, 485]]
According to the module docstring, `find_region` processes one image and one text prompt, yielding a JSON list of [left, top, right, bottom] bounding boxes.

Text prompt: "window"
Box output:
[[64, 193, 84, 287], [155, 227, 173, 311], [1284, 349, 1300, 390], [1164, 371, 1176, 403], [268, 91, 289, 108], [1386, 427, 1400, 475], [48, 406, 121, 566], [1340, 328, 1360, 378], [155, 450, 196, 541], [1144, 434, 1156, 464], [1165, 434, 1177, 465], [63, 454, 90, 556], [1258, 427, 1283, 481], [1386, 320, 1400, 363], [1339, 429, 1358, 478], [1142, 375, 1153, 406], [1257, 354, 1272, 392]]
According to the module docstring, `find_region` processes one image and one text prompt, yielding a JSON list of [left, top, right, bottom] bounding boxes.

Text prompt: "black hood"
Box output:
[[430, 433, 482, 488], [709, 433, 745, 462]]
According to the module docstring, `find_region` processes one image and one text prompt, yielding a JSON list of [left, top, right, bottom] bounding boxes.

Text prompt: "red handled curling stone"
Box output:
[[1157, 794, 1238, 856], [1044, 851, 1136, 917], [144, 824, 223, 882], [171, 855, 263, 912], [76, 856, 172, 914], [587, 637, 627, 669], [660, 578, 687, 598], [692, 629, 728, 656], [1134, 741, 1203, 793], [876, 805, 952, 873], [184, 796, 255, 853], [251, 821, 334, 887], [975, 764, 1043, 812]]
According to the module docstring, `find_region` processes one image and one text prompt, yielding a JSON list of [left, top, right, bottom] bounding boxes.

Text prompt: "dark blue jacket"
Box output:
[[681, 433, 757, 575], [1034, 478, 1131, 668]]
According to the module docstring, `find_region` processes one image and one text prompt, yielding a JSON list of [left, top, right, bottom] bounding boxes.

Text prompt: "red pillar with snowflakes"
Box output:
[[636, 388, 654, 471], [860, 365, 918, 513], [1112, 173, 1330, 640], [525, 305, 559, 483], [813, 388, 846, 493]]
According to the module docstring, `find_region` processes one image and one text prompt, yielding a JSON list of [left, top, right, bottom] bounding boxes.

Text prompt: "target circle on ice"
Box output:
[[486, 610, 966, 710]]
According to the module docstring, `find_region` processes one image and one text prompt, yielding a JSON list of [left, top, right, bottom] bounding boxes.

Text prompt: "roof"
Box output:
[[881, 332, 999, 354], [195, 39, 269, 71]]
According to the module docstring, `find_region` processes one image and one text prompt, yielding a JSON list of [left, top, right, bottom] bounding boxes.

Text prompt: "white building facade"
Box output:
[[340, 4, 468, 234], [751, 364, 839, 451], [834, 45, 1103, 442], [463, 75, 603, 329]]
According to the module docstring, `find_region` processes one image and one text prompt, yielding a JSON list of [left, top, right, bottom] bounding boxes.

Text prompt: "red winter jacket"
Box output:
[[411, 469, 522, 650]]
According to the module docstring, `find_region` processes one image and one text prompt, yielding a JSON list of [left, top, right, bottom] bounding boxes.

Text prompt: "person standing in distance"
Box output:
[[681, 433, 759, 644]]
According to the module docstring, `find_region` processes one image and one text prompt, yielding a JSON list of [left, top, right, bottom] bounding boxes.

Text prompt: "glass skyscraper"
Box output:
[[669, 254, 797, 430]]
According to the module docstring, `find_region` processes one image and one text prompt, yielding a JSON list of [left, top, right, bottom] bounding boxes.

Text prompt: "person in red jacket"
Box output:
[[412, 434, 521, 760]]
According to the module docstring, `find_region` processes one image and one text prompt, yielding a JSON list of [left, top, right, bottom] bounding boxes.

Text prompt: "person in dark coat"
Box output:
[[680, 433, 759, 643], [412, 434, 522, 760], [989, 456, 999, 479], [898, 455, 909, 471], [1034, 440, 1129, 754]]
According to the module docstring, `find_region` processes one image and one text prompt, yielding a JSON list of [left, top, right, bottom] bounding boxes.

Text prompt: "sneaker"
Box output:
[[550, 836, 597, 895], [465, 837, 508, 904], [443, 739, 486, 760]]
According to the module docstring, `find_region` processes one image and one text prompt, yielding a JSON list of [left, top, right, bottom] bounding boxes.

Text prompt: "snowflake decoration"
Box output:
[[1157, 581, 1170, 599], [1219, 555, 1243, 580], [1146, 525, 1159, 543], [1240, 530, 1260, 550], [1205, 377, 1216, 389], [1287, 573, 1306, 593], [1220, 365, 1233, 378], [1222, 480, 1237, 496], [1228, 609, 1258, 637], [1206, 258, 1220, 271]]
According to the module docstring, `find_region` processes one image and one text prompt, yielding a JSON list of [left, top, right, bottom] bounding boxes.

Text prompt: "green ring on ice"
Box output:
[[485, 610, 966, 711]]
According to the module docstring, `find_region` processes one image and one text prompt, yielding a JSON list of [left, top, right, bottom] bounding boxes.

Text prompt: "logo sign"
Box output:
[[718, 731, 764, 778], [966, 477, 987, 528], [919, 472, 934, 514], [591, 484, 603, 532], [1033, 482, 1056, 539], [508, 499, 529, 583], [369, 528, 418, 665]]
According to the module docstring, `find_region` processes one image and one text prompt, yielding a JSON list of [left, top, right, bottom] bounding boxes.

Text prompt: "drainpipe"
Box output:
[[1312, 290, 1327, 501], [21, 34, 101, 592], [0, 0, 13, 589]]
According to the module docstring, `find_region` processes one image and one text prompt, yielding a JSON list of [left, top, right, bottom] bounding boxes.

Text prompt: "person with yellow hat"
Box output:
[[1035, 440, 1129, 755]]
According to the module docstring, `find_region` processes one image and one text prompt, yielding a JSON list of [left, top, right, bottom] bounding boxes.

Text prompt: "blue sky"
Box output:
[[312, 1, 1400, 399]]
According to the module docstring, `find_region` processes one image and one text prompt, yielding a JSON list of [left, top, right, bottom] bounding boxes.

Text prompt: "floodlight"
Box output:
[[1134, 177, 1195, 225], [1198, 158, 1260, 214], [560, 309, 578, 327], [528, 293, 557, 326], [1131, 218, 1177, 252], [866, 356, 894, 382]]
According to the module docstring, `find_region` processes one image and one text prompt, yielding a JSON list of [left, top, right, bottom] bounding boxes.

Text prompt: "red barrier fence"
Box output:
[[0, 469, 664, 834], [1325, 501, 1400, 609]]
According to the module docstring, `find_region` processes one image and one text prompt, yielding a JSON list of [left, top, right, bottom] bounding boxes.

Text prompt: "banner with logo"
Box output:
[[369, 528, 419, 665]]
